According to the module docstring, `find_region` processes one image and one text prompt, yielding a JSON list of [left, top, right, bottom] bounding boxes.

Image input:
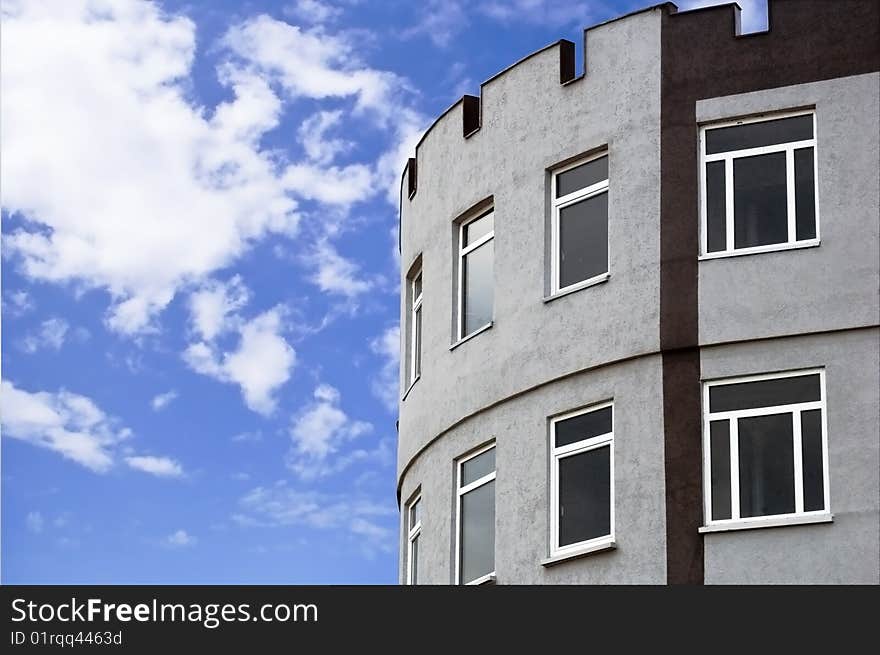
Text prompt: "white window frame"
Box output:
[[457, 210, 494, 342], [454, 442, 496, 585], [406, 494, 421, 585], [550, 151, 610, 296], [549, 401, 615, 558], [699, 109, 820, 259], [701, 368, 832, 533], [409, 266, 423, 386]]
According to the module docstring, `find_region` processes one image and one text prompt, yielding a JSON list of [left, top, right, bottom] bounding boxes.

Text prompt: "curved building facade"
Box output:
[[396, 0, 880, 584]]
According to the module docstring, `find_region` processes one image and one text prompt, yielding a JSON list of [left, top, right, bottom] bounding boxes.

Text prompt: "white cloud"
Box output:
[[231, 430, 263, 443], [680, 0, 767, 33], [281, 162, 373, 206], [188, 276, 250, 342], [26, 511, 45, 534], [403, 0, 468, 48], [1, 380, 182, 475], [284, 0, 342, 26], [304, 239, 374, 298], [3, 289, 34, 316], [287, 384, 372, 479], [1, 380, 131, 472], [164, 529, 196, 548], [151, 390, 178, 411], [370, 325, 400, 413], [234, 482, 394, 553], [184, 306, 296, 415], [298, 110, 351, 165], [126, 455, 184, 477], [20, 317, 69, 353]]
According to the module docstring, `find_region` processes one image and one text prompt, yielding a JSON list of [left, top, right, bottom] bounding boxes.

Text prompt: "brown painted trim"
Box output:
[[658, 0, 880, 584]]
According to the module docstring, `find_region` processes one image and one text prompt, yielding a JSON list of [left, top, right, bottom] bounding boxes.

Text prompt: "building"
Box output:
[[396, 0, 880, 584]]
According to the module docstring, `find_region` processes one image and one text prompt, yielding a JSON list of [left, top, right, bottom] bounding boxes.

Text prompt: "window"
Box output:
[[406, 495, 421, 585], [550, 403, 614, 557], [550, 153, 609, 294], [700, 111, 819, 257], [409, 266, 422, 385], [703, 370, 830, 530], [455, 443, 495, 584], [457, 210, 494, 340]]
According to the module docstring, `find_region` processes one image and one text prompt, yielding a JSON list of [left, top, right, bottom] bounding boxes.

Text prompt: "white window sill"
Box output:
[[699, 239, 820, 261], [699, 512, 833, 534], [464, 572, 496, 586], [541, 538, 616, 567], [449, 321, 493, 351], [544, 272, 610, 303], [401, 375, 420, 402]]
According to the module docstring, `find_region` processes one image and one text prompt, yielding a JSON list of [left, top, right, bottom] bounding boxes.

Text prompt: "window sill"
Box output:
[[699, 512, 833, 534], [541, 538, 616, 567], [464, 572, 496, 586], [401, 376, 420, 402], [449, 322, 493, 351], [543, 273, 610, 303], [699, 239, 820, 261]]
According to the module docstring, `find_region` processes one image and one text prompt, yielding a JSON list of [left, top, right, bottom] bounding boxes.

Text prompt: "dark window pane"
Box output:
[[409, 498, 420, 528], [801, 409, 825, 512], [555, 406, 613, 448], [738, 413, 796, 518], [795, 147, 816, 240], [558, 191, 608, 288], [709, 374, 821, 412], [558, 446, 611, 547], [462, 239, 493, 336], [460, 480, 495, 583], [413, 307, 421, 377], [461, 447, 495, 487], [463, 212, 493, 247], [411, 534, 419, 584], [710, 420, 732, 520], [556, 156, 608, 197], [734, 152, 788, 249], [706, 161, 727, 252], [705, 114, 813, 154]]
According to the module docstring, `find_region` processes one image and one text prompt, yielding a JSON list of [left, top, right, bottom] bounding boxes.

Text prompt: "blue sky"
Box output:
[[1, 0, 766, 584]]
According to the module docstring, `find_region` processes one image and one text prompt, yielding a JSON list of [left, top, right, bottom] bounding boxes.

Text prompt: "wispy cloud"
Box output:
[[164, 529, 197, 548], [1, 380, 181, 475], [150, 390, 178, 411], [126, 456, 184, 478], [20, 317, 69, 353], [26, 511, 45, 534], [370, 325, 400, 413]]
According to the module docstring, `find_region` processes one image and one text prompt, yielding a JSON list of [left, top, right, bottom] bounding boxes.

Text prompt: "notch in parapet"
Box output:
[[559, 39, 577, 84], [462, 95, 481, 138], [406, 157, 417, 199]]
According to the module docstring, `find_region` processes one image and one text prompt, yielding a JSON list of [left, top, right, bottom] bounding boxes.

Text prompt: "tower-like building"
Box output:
[[396, 0, 880, 584]]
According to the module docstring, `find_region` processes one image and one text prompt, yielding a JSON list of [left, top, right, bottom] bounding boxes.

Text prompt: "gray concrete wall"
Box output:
[[696, 73, 880, 345], [700, 329, 880, 584], [398, 8, 664, 477], [398, 355, 667, 584]]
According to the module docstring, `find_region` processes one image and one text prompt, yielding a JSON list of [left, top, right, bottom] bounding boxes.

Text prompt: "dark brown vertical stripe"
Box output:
[[659, 0, 880, 584], [407, 157, 417, 199]]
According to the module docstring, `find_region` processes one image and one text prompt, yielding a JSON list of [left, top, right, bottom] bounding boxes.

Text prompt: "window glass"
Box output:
[[463, 212, 493, 247], [410, 534, 419, 584], [710, 420, 732, 520], [413, 307, 422, 378], [705, 114, 813, 154], [794, 147, 816, 240], [462, 240, 493, 336], [556, 156, 608, 197], [460, 479, 495, 583], [409, 498, 420, 527], [461, 447, 495, 487], [413, 272, 422, 299], [733, 152, 788, 249], [709, 374, 821, 412], [558, 446, 611, 547], [558, 192, 608, 289], [705, 160, 727, 252], [554, 405, 612, 448], [801, 409, 825, 512], [738, 413, 796, 518]]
